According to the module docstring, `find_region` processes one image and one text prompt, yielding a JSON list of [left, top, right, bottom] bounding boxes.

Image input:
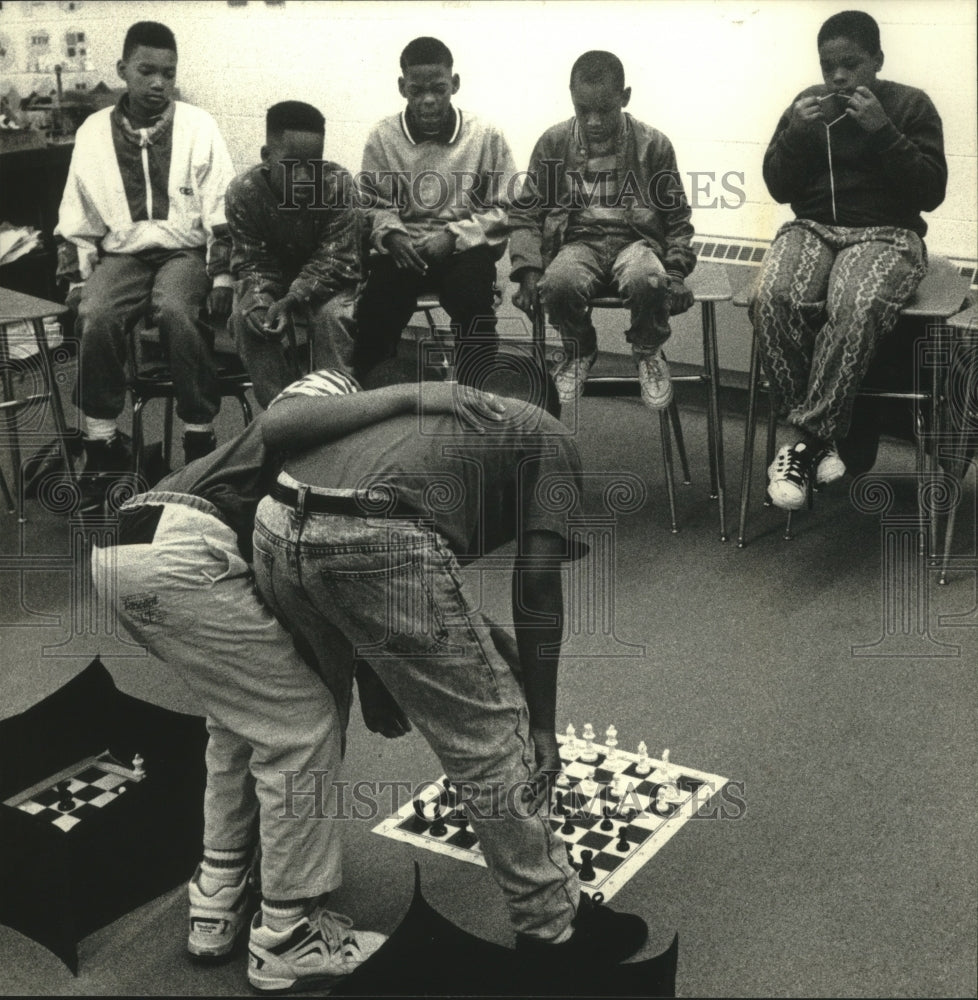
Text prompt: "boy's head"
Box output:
[[117, 22, 177, 120], [569, 51, 631, 148], [398, 37, 459, 137], [262, 101, 326, 203], [817, 11, 883, 94]]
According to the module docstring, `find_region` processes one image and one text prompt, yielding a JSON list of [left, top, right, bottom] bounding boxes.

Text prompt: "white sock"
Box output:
[[261, 899, 310, 933], [84, 417, 118, 442], [197, 848, 249, 896], [184, 423, 214, 435]]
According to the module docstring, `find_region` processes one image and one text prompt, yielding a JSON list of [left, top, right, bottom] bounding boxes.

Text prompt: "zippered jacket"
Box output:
[[762, 80, 946, 237], [55, 98, 235, 283], [507, 113, 696, 280]]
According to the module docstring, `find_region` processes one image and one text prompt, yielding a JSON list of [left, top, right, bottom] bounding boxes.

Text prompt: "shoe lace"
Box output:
[[309, 908, 357, 956], [776, 447, 810, 487]]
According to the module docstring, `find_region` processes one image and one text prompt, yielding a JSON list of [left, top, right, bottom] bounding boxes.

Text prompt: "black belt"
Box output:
[[270, 481, 427, 521]]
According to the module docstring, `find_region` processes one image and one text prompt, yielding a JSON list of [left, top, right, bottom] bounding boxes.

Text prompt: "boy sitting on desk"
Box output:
[[750, 9, 947, 509], [355, 36, 518, 383], [509, 50, 696, 412], [55, 21, 236, 509], [226, 101, 362, 409]]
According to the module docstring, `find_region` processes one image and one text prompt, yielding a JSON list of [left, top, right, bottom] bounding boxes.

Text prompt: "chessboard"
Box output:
[[3, 750, 146, 833], [373, 727, 728, 900]]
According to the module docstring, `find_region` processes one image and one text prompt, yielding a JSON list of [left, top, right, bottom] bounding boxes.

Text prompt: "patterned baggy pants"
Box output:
[[748, 219, 926, 443]]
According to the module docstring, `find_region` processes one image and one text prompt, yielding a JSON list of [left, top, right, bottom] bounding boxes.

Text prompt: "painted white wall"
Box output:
[[2, 0, 975, 369]]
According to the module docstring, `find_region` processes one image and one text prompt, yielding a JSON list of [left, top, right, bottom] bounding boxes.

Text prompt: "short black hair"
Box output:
[[817, 10, 881, 55], [266, 101, 325, 141], [570, 50, 626, 92], [400, 37, 453, 73], [123, 21, 176, 60]]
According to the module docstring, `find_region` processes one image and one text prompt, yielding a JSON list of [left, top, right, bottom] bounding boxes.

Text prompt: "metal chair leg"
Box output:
[[658, 409, 679, 533], [737, 334, 762, 547], [667, 398, 691, 485]]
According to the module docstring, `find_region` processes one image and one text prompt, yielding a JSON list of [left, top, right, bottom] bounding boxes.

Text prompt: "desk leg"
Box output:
[[702, 301, 727, 541], [737, 334, 762, 548], [1, 336, 25, 521], [31, 318, 77, 485]]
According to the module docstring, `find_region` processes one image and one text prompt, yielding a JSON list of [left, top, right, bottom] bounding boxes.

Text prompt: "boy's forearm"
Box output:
[[261, 384, 418, 452], [512, 558, 564, 735]]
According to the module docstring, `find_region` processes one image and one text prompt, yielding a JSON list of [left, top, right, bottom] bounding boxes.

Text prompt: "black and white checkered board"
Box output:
[[5, 751, 145, 833], [373, 734, 727, 900]]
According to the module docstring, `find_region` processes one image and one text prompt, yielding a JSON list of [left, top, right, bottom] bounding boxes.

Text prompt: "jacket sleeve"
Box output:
[[194, 115, 236, 282], [762, 94, 825, 205], [287, 169, 363, 305], [647, 134, 696, 280], [54, 130, 107, 282], [225, 179, 287, 305], [359, 127, 410, 252], [507, 131, 554, 279], [445, 127, 518, 253], [868, 90, 947, 212]]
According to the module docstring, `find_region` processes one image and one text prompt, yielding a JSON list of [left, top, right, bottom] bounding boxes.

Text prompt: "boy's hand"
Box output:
[[262, 296, 296, 337], [667, 276, 695, 316], [512, 271, 542, 318], [846, 87, 890, 132], [65, 282, 85, 314], [384, 231, 428, 274], [356, 661, 412, 739], [207, 285, 233, 320], [788, 95, 823, 129], [522, 727, 561, 814], [414, 229, 457, 265]]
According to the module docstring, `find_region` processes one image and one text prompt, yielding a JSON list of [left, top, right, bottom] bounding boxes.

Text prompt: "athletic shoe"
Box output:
[[636, 350, 673, 410], [813, 443, 845, 486], [187, 864, 255, 960], [767, 441, 815, 510], [551, 349, 598, 405], [77, 432, 133, 514], [247, 906, 387, 994], [515, 891, 648, 966]]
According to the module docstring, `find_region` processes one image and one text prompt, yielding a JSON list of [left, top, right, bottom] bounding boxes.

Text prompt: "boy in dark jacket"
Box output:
[[749, 9, 947, 509], [509, 50, 696, 412]]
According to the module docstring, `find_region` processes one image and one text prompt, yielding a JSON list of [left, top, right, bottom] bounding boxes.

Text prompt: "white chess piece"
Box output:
[[605, 725, 618, 759], [565, 723, 577, 748], [634, 741, 651, 776], [579, 723, 598, 763], [651, 748, 678, 784], [132, 754, 145, 779]]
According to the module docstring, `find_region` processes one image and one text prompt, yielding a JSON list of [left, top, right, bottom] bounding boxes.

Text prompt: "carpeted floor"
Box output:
[[1, 366, 976, 998]]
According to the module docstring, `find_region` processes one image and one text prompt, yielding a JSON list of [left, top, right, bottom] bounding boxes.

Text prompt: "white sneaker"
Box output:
[[767, 442, 815, 510], [248, 906, 387, 993], [187, 865, 255, 960], [636, 350, 673, 410], [813, 443, 845, 485], [551, 349, 598, 405]]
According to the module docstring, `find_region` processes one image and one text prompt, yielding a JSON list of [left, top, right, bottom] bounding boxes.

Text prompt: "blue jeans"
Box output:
[[230, 287, 357, 409], [252, 485, 579, 940], [76, 248, 220, 424], [540, 236, 671, 357]]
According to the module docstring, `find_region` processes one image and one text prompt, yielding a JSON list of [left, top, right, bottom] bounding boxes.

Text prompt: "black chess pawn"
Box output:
[[55, 780, 74, 812], [616, 826, 630, 852], [554, 791, 567, 817], [600, 806, 614, 832], [578, 849, 596, 882], [561, 815, 575, 836], [429, 804, 448, 837]]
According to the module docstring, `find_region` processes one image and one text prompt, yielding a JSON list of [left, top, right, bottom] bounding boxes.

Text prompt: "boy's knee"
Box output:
[[539, 267, 588, 307]]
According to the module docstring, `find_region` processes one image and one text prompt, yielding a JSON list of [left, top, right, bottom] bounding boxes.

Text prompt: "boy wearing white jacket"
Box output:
[[55, 21, 236, 509]]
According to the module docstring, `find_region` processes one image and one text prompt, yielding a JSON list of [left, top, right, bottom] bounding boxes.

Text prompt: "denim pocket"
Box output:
[[316, 553, 456, 659]]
